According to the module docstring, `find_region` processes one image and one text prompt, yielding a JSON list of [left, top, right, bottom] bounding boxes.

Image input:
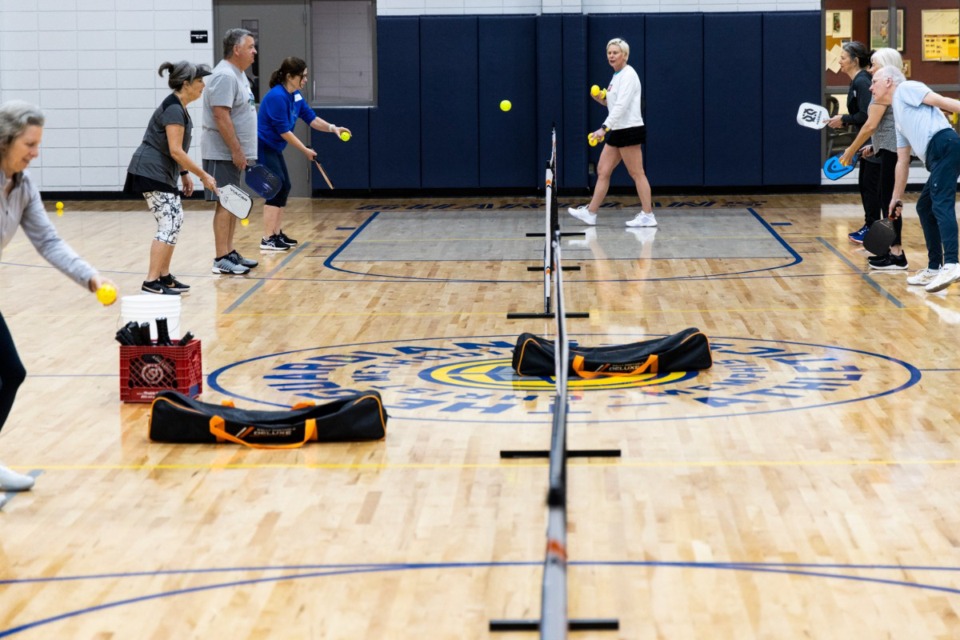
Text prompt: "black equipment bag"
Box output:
[[149, 390, 387, 448], [512, 328, 712, 378]]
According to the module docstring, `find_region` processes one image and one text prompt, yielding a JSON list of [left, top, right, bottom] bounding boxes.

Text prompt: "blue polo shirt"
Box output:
[[257, 85, 318, 153]]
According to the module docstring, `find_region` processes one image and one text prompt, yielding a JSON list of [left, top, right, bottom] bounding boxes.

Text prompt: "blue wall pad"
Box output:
[[762, 12, 820, 185], [537, 15, 563, 178], [312, 107, 369, 190], [421, 16, 480, 188], [478, 16, 538, 189], [370, 17, 421, 189], [704, 13, 762, 186], [645, 13, 704, 187], [561, 14, 588, 190]]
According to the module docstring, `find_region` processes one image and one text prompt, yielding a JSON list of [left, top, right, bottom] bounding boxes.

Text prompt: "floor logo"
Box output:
[[207, 335, 920, 424]]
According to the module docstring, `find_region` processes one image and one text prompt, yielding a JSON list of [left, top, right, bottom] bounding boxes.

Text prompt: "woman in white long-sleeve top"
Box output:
[[568, 37, 655, 228]]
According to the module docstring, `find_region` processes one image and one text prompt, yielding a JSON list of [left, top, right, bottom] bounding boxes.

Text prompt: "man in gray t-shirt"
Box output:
[[202, 28, 259, 275]]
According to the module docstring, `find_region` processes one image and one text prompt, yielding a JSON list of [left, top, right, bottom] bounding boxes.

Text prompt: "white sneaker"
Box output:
[[625, 212, 657, 227], [925, 263, 960, 293], [0, 464, 34, 491], [906, 268, 939, 286], [567, 206, 597, 225]]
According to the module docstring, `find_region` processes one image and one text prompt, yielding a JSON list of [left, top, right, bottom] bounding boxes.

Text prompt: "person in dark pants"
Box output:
[[827, 41, 882, 245], [872, 65, 960, 293], [0, 101, 116, 491], [839, 48, 907, 270], [256, 56, 350, 250]]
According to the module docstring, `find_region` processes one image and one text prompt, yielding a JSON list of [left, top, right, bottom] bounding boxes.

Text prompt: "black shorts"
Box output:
[[606, 125, 646, 148]]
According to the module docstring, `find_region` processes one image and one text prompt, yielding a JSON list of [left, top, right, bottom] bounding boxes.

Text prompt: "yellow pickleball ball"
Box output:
[[339, 131, 351, 142], [56, 201, 64, 209], [241, 218, 249, 226], [590, 85, 600, 97], [96, 283, 117, 306], [588, 134, 598, 147], [500, 99, 512, 112]]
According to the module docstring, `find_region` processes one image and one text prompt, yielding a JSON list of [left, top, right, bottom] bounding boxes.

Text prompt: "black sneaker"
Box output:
[[228, 249, 258, 269], [159, 274, 191, 294], [260, 235, 290, 251], [142, 279, 181, 295], [277, 229, 298, 246], [869, 252, 908, 271]]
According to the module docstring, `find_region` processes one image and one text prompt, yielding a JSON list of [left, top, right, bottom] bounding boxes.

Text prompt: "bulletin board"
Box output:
[[922, 9, 960, 61]]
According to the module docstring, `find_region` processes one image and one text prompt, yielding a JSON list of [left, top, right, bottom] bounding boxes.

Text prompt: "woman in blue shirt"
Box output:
[[257, 57, 350, 250]]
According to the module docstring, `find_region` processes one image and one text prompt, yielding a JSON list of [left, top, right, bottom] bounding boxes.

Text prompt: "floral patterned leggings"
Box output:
[[144, 191, 183, 245]]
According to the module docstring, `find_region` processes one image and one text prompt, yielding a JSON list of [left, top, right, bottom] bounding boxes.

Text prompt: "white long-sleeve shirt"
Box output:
[[603, 64, 644, 131]]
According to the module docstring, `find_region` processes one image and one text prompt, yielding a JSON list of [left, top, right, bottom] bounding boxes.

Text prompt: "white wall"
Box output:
[[0, 0, 214, 191]]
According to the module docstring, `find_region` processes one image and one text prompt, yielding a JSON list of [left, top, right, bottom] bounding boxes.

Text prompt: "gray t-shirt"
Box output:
[[127, 93, 191, 187], [201, 59, 257, 161]]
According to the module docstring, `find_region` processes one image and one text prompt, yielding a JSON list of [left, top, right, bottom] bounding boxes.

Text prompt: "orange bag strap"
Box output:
[[208, 415, 318, 449], [571, 354, 658, 379]]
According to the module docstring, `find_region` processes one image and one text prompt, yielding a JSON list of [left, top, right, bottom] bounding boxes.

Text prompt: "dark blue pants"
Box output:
[[257, 142, 292, 208], [0, 312, 27, 435], [917, 128, 960, 269]]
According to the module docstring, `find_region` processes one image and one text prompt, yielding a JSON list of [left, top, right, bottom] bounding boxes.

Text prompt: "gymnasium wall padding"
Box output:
[[644, 13, 704, 187], [762, 12, 821, 186], [537, 15, 563, 177], [420, 16, 480, 188], [561, 14, 588, 190], [704, 13, 763, 186], [311, 107, 370, 190], [369, 16, 421, 189], [350, 12, 821, 192], [479, 16, 538, 188]]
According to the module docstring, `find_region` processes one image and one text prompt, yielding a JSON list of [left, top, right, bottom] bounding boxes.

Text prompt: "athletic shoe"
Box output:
[[277, 229, 298, 246], [625, 212, 657, 227], [260, 235, 290, 251], [868, 252, 908, 271], [925, 263, 960, 293], [0, 463, 34, 491], [141, 279, 181, 295], [212, 255, 250, 275], [567, 206, 597, 225], [229, 250, 258, 269], [906, 268, 939, 286], [159, 274, 190, 294], [848, 224, 869, 244]]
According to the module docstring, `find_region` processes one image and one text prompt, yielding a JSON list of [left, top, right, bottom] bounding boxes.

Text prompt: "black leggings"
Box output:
[[859, 157, 883, 227], [0, 312, 26, 435], [876, 149, 903, 246]]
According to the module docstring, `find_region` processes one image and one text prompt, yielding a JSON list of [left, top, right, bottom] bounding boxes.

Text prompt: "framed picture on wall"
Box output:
[[870, 10, 904, 51], [826, 10, 853, 39]]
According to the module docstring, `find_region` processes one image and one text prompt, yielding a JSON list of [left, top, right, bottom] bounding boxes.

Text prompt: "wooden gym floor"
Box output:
[[1, 191, 959, 638]]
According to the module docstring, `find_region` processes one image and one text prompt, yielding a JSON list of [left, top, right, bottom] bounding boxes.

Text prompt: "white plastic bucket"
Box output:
[[120, 294, 182, 341]]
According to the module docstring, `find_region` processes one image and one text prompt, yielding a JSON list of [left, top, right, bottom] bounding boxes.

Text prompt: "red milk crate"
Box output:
[[119, 340, 203, 403]]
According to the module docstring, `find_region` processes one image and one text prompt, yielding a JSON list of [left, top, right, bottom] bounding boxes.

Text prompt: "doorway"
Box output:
[[213, 0, 312, 197]]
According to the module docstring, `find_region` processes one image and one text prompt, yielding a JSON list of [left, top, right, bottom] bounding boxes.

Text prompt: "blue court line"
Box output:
[[816, 238, 905, 308], [222, 243, 310, 315], [4, 559, 960, 636]]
